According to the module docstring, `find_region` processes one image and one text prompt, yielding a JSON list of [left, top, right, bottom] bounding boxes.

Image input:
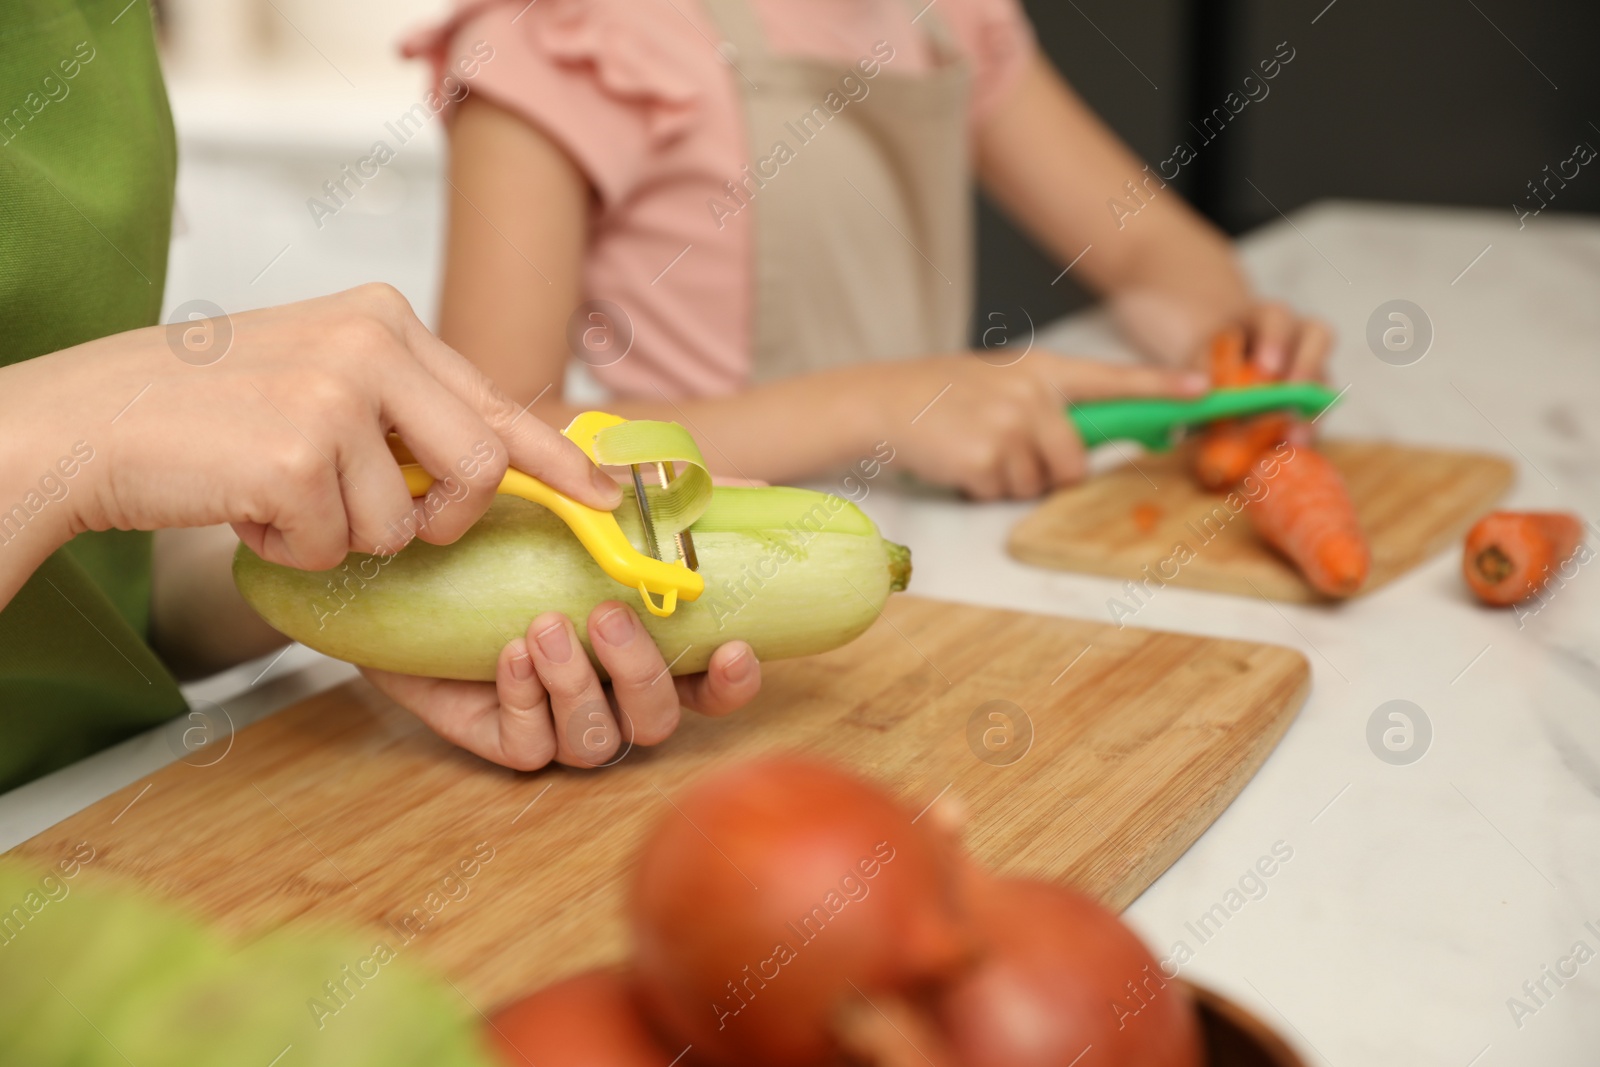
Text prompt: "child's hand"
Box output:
[[861, 354, 1206, 500], [1229, 302, 1335, 381], [363, 604, 760, 771]]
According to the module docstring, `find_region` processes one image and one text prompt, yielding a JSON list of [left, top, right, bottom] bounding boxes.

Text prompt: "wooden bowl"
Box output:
[[1186, 982, 1307, 1067]]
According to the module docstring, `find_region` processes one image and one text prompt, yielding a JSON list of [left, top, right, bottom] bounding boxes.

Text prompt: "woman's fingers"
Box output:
[[340, 284, 616, 549], [675, 641, 761, 717], [362, 668, 479, 747], [491, 401, 624, 514], [392, 298, 622, 513], [360, 665, 554, 773], [373, 354, 516, 549], [587, 602, 681, 746], [249, 285, 513, 552], [367, 624, 761, 771], [245, 441, 350, 571], [335, 431, 430, 556], [491, 637, 561, 769], [525, 611, 623, 767]]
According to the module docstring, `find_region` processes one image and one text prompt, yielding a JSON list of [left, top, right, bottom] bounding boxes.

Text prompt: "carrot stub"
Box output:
[[1462, 511, 1584, 606], [1132, 501, 1163, 534], [1247, 448, 1371, 597]]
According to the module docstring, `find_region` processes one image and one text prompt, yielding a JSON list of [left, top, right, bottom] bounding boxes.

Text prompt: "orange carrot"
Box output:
[[1193, 413, 1293, 491], [1192, 328, 1288, 490], [1247, 448, 1370, 597], [1462, 511, 1584, 606], [1206, 327, 1253, 387], [1132, 501, 1162, 534]]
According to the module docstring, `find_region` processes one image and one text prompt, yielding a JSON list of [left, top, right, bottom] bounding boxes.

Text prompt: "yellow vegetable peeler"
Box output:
[[389, 411, 704, 617]]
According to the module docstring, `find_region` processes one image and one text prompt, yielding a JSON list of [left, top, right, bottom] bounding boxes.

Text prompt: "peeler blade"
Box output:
[[630, 463, 700, 572], [659, 462, 699, 572], [630, 466, 661, 561]]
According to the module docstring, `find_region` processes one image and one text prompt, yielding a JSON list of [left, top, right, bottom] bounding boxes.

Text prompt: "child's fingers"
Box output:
[[1288, 319, 1334, 380], [1001, 447, 1046, 499], [1205, 324, 1249, 381], [1246, 303, 1295, 376], [958, 455, 1007, 501], [1033, 394, 1088, 488], [1043, 356, 1207, 401]]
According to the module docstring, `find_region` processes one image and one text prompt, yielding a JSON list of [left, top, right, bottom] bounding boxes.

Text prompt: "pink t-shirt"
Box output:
[[407, 0, 1034, 398]]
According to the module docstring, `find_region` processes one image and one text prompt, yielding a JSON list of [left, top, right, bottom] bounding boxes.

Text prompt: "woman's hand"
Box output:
[[0, 283, 621, 610], [0, 283, 768, 766], [362, 604, 760, 770], [858, 353, 1206, 500]]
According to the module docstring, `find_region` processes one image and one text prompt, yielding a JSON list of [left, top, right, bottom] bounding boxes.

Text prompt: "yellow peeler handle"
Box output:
[[391, 412, 703, 617]]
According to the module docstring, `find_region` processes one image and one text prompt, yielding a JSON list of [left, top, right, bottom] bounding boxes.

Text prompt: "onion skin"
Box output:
[[629, 759, 969, 1067], [487, 969, 677, 1067], [938, 878, 1203, 1067]]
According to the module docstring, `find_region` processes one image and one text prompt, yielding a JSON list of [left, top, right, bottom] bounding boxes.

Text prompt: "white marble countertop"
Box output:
[[4, 201, 1598, 1065]]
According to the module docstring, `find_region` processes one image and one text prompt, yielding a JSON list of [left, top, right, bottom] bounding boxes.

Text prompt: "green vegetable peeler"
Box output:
[[1066, 382, 1342, 452]]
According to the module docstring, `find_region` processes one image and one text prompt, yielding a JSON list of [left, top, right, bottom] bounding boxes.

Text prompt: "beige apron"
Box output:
[[701, 0, 973, 381]]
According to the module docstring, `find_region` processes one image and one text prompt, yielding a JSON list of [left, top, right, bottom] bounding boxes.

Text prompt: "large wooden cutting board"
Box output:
[[10, 597, 1307, 1006], [1009, 440, 1514, 602]]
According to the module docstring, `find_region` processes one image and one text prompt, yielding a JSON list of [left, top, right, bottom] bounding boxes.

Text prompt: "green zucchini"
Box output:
[[0, 860, 496, 1066], [234, 487, 911, 681]]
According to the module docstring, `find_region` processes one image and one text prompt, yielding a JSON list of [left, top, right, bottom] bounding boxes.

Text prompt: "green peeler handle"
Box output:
[[1066, 382, 1342, 452]]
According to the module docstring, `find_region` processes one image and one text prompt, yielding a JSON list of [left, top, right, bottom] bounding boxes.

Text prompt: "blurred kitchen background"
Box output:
[[152, 0, 1600, 339]]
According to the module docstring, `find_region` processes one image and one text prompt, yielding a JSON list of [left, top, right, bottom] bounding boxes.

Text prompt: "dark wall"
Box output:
[[1217, 0, 1600, 231], [974, 0, 1600, 334], [973, 0, 1194, 330]]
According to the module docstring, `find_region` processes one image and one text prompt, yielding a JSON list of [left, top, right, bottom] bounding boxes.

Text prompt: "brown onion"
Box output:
[[630, 758, 969, 1067], [487, 968, 680, 1067], [937, 878, 1202, 1067]]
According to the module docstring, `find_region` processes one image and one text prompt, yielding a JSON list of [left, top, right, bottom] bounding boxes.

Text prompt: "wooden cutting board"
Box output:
[[9, 596, 1308, 1007], [1009, 440, 1514, 603]]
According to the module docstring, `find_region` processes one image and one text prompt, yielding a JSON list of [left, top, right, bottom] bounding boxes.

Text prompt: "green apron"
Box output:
[[0, 0, 186, 791]]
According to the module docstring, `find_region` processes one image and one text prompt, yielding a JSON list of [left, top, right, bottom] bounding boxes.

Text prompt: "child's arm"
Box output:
[[974, 53, 1332, 379], [439, 97, 1205, 498], [436, 98, 896, 481]]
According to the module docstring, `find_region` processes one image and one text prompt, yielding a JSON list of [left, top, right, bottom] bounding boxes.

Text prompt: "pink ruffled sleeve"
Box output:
[[943, 0, 1037, 123], [403, 0, 704, 210]]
